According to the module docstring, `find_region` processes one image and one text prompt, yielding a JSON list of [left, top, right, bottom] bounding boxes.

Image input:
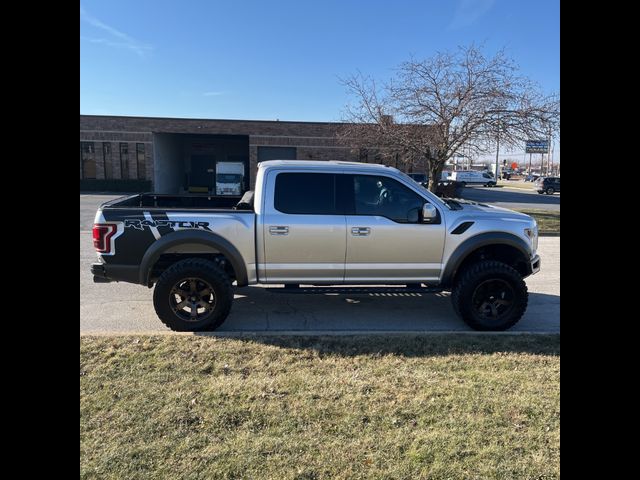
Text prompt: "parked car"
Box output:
[[91, 160, 540, 331], [407, 173, 428, 188], [407, 173, 463, 197], [450, 170, 496, 187], [435, 180, 464, 198], [535, 177, 560, 194], [524, 174, 541, 182]]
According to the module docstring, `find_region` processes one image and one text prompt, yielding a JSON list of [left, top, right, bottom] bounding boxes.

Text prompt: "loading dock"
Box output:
[[153, 133, 249, 195]]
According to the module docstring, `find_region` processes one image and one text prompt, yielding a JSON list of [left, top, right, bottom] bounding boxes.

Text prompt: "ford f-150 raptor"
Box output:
[[91, 160, 540, 331]]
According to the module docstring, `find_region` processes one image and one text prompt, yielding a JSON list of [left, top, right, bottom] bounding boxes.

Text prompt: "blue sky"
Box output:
[[80, 0, 558, 119], [81, 1, 559, 162]]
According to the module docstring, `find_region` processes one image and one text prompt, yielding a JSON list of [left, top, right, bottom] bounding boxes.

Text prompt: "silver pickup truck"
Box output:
[[91, 160, 540, 331]]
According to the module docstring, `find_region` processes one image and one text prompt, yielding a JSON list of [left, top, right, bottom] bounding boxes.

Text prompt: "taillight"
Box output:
[[93, 224, 117, 253]]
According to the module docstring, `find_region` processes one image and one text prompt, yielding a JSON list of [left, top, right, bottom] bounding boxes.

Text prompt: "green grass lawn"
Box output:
[[515, 209, 560, 234], [80, 334, 559, 479]]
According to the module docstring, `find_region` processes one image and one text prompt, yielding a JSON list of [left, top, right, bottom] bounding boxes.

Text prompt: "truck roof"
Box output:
[[258, 159, 397, 173]]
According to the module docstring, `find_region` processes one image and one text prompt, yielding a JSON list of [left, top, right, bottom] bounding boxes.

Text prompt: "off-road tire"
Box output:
[[153, 258, 233, 331], [451, 260, 528, 331]]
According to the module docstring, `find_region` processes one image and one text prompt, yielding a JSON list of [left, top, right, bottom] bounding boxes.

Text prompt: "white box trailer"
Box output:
[[215, 162, 245, 196]]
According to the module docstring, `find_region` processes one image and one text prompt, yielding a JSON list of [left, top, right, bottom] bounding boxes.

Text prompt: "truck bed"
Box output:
[[102, 192, 252, 210]]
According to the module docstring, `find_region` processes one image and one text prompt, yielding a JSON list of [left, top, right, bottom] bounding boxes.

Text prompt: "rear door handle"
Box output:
[[351, 227, 371, 236], [269, 226, 289, 235]]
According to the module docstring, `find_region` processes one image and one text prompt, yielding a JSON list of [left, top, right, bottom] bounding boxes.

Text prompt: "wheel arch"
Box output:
[[139, 230, 248, 287], [440, 232, 532, 288]]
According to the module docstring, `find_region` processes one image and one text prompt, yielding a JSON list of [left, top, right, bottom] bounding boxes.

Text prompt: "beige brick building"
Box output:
[[80, 115, 369, 193]]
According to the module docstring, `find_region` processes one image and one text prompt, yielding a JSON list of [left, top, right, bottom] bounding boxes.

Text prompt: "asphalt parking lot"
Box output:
[[80, 194, 559, 334], [459, 185, 560, 211]]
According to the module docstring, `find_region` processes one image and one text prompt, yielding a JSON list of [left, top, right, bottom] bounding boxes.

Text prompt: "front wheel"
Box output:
[[153, 258, 233, 331], [546, 187, 555, 195], [451, 260, 528, 331], [460, 181, 467, 187]]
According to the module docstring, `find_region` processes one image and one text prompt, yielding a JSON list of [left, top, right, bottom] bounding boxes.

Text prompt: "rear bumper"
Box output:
[[91, 263, 111, 283], [91, 263, 139, 284]]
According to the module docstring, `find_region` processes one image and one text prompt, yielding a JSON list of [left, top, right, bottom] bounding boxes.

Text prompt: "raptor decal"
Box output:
[[124, 219, 212, 232]]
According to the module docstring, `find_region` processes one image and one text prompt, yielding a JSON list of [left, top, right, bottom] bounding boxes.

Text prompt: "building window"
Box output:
[[80, 142, 96, 179], [103, 143, 113, 179], [136, 143, 146, 180], [257, 146, 297, 162], [120, 143, 129, 180]]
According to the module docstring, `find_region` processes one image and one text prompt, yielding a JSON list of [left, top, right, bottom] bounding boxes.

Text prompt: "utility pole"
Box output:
[[494, 121, 501, 179], [547, 125, 553, 175]]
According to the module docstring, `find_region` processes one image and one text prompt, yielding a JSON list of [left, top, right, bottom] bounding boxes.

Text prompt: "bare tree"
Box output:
[[338, 45, 559, 192]]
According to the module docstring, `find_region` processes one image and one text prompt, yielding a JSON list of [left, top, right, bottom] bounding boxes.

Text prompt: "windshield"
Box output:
[[216, 174, 243, 183]]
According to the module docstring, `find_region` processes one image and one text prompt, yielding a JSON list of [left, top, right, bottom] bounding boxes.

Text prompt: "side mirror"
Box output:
[[422, 203, 438, 223]]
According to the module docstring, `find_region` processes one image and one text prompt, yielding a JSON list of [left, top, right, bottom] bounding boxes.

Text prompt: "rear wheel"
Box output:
[[460, 181, 467, 187], [451, 260, 528, 331], [546, 187, 555, 194], [153, 258, 233, 331]]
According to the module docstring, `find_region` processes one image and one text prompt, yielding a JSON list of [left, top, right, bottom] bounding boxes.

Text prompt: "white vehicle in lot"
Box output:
[[450, 170, 496, 187], [216, 162, 245, 196]]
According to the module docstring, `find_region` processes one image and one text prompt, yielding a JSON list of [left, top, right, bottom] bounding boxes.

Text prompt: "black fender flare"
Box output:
[[440, 232, 531, 287], [139, 230, 248, 286]]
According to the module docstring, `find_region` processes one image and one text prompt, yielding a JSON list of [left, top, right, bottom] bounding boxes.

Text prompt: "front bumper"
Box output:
[[530, 254, 541, 275]]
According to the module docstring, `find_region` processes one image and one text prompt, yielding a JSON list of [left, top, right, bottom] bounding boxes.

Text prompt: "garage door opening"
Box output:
[[153, 133, 249, 195]]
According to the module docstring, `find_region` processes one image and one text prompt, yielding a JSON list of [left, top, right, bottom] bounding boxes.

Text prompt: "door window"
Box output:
[[350, 175, 427, 223], [274, 173, 336, 214]]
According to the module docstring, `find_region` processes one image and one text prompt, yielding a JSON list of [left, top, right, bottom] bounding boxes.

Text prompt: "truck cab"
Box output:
[[215, 161, 245, 196]]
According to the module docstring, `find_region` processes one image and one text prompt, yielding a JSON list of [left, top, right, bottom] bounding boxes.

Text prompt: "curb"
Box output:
[[80, 330, 560, 337]]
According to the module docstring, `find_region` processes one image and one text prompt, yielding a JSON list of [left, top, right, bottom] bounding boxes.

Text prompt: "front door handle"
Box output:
[[269, 226, 289, 235], [351, 227, 371, 236]]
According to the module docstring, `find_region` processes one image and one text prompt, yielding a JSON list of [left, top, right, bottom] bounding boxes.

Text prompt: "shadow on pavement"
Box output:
[[190, 288, 560, 356]]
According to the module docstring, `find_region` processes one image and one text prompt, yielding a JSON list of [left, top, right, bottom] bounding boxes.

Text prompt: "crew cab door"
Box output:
[[343, 174, 446, 282], [261, 172, 346, 283]]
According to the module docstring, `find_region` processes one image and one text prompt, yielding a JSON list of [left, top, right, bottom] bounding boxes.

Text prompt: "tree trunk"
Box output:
[[427, 159, 445, 193]]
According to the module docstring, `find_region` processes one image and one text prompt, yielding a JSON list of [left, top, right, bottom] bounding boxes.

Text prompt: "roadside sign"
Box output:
[[526, 139, 549, 153], [511, 162, 518, 170]]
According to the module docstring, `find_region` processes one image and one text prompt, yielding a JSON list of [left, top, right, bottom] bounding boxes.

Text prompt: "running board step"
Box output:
[[267, 286, 445, 295]]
